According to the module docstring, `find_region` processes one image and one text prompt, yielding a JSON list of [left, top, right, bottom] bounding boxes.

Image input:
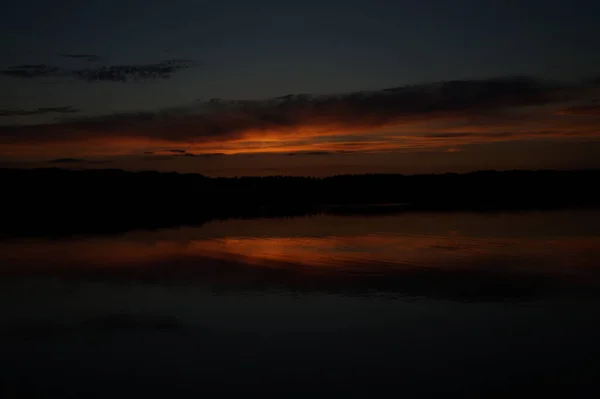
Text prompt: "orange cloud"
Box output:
[[1, 76, 598, 159]]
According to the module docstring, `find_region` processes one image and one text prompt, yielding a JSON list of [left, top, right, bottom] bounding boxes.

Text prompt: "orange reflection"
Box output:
[[1, 232, 599, 277]]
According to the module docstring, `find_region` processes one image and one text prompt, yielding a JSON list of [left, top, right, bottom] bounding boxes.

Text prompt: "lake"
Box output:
[[1, 209, 600, 397]]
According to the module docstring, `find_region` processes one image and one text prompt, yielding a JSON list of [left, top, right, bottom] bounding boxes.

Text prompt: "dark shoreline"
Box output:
[[2, 167, 600, 239]]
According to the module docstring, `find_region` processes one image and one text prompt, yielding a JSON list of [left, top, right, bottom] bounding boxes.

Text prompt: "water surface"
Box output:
[[1, 210, 600, 397]]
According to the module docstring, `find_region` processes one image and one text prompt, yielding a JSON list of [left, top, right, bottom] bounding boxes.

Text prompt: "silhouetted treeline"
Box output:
[[2, 168, 600, 237]]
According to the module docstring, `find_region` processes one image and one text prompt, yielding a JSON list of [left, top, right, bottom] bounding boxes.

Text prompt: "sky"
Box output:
[[1, 0, 600, 176]]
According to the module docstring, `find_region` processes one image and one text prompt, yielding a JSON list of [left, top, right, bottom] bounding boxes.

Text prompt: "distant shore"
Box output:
[[2, 167, 600, 238]]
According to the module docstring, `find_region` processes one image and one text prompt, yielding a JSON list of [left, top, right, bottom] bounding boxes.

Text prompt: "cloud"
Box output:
[[0, 106, 79, 117], [288, 151, 333, 156], [2, 64, 63, 79], [149, 149, 226, 157], [72, 59, 195, 82], [60, 54, 102, 62], [445, 147, 462, 153], [48, 158, 87, 163], [139, 151, 227, 160], [198, 152, 226, 158], [172, 152, 227, 158], [0, 76, 599, 157], [1, 59, 195, 82], [557, 104, 600, 115], [48, 158, 109, 164], [424, 132, 474, 138], [423, 132, 515, 139]]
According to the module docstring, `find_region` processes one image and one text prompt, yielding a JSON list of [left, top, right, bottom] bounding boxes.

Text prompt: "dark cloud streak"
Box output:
[[0, 106, 79, 117], [288, 151, 333, 156], [1, 59, 195, 82], [2, 64, 62, 79], [48, 158, 109, 164], [73, 59, 194, 82], [49, 158, 87, 163], [60, 54, 102, 62], [172, 152, 227, 158]]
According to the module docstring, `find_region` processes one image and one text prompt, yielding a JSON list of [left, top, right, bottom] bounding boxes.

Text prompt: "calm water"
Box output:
[[2, 210, 600, 397]]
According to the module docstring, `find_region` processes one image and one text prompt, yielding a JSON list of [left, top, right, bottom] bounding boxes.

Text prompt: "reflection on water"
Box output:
[[3, 209, 600, 273], [4, 232, 600, 271], [1, 210, 600, 396]]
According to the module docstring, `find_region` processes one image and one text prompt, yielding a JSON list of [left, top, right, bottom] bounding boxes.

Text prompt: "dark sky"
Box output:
[[1, 0, 600, 175]]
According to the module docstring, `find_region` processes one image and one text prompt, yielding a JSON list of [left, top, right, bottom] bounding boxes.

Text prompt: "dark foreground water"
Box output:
[[1, 210, 600, 397]]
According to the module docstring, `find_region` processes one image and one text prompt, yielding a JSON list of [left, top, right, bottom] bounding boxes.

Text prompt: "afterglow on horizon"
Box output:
[[1, 0, 599, 175]]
